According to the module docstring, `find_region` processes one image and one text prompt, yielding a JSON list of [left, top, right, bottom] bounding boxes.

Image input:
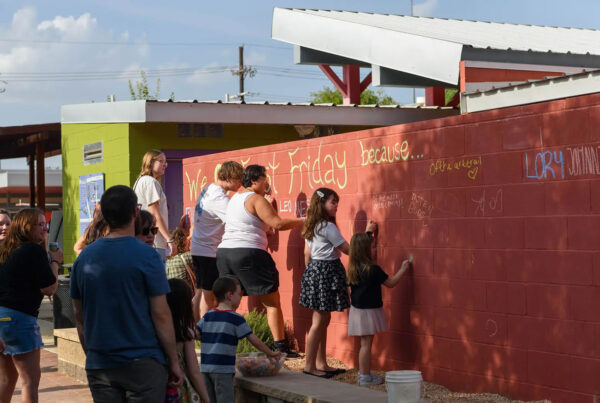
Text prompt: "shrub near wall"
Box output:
[[182, 93, 600, 403]]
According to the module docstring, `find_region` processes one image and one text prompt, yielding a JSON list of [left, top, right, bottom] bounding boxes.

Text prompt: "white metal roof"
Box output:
[[460, 69, 600, 113], [281, 9, 600, 55], [272, 8, 600, 86], [61, 100, 456, 125]]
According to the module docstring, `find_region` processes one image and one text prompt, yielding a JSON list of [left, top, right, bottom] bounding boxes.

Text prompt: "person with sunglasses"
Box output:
[[135, 210, 159, 247], [0, 208, 63, 402]]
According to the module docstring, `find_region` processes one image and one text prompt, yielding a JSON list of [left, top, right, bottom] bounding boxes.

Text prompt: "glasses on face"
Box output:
[[37, 222, 49, 232], [142, 226, 159, 236]]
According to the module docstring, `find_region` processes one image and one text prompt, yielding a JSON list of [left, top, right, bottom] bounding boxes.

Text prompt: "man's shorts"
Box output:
[[216, 248, 279, 296], [192, 255, 219, 290]]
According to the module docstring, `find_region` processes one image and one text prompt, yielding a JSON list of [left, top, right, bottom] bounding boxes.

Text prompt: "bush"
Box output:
[[237, 309, 274, 353]]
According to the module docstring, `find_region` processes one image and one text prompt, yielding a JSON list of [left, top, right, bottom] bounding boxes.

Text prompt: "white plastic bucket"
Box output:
[[385, 370, 422, 403]]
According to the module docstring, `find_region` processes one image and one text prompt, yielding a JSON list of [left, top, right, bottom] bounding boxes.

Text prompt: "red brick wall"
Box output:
[[182, 93, 600, 402]]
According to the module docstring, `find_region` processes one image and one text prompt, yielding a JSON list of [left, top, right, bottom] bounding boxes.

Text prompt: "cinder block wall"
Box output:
[[183, 93, 600, 402]]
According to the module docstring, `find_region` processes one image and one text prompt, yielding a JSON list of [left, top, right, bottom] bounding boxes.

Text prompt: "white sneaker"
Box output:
[[358, 373, 383, 386]]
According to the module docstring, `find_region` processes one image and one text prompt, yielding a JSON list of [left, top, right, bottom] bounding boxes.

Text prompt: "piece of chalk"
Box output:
[[408, 254, 413, 263]]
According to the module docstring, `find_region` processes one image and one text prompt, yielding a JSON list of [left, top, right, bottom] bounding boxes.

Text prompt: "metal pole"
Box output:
[[411, 0, 416, 104], [239, 46, 244, 102]]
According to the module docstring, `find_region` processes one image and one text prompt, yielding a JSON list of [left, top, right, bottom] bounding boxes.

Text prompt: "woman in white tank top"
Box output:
[[216, 164, 303, 356]]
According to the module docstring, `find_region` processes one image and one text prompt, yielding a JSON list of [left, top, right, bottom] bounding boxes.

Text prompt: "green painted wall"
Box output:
[[61, 123, 130, 263]]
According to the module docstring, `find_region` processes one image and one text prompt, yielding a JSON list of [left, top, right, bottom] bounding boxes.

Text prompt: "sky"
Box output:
[[1, 0, 600, 168]]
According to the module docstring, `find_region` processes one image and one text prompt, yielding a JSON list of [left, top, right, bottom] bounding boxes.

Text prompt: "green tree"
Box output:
[[127, 70, 174, 101], [309, 86, 396, 105]]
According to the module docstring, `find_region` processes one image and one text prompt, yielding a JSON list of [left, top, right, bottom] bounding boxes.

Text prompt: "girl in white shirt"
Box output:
[[299, 188, 376, 378], [133, 150, 170, 264]]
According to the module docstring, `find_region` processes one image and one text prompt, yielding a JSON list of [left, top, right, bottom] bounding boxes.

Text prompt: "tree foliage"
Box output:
[[309, 86, 397, 105]]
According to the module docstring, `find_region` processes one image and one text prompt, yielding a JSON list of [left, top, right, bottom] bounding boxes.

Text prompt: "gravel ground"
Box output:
[[283, 354, 550, 403]]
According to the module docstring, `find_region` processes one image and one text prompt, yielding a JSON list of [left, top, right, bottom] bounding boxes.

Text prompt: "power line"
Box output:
[[0, 65, 329, 83], [0, 38, 290, 50]]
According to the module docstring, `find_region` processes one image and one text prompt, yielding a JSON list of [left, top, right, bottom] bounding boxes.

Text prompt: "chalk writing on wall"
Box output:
[[360, 140, 423, 166], [278, 199, 309, 217], [408, 193, 433, 218], [186, 169, 208, 202], [372, 193, 403, 210], [567, 145, 600, 176], [429, 156, 482, 180], [524, 150, 565, 180], [471, 188, 503, 216], [288, 143, 347, 194]]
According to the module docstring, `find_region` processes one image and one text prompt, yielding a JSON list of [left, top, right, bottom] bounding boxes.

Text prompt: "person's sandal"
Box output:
[[303, 370, 333, 379], [319, 368, 346, 375]]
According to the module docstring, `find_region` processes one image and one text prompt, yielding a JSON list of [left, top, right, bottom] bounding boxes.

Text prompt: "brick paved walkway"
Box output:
[[11, 349, 92, 403]]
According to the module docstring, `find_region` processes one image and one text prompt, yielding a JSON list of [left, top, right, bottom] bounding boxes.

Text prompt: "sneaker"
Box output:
[[358, 373, 383, 386], [273, 340, 299, 358]]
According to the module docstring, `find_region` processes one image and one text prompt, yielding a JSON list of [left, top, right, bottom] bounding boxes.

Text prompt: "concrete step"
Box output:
[[235, 368, 389, 403]]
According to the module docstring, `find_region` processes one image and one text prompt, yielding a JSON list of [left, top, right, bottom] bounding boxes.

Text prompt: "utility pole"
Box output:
[[411, 0, 416, 104], [230, 45, 256, 102], [239, 46, 244, 102]]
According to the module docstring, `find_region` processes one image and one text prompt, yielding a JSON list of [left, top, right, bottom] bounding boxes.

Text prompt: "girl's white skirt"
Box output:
[[348, 306, 388, 336]]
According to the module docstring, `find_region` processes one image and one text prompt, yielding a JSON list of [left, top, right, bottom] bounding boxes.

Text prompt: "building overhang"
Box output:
[[61, 100, 457, 126]]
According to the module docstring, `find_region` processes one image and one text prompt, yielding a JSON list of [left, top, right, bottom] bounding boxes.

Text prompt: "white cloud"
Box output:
[[413, 0, 439, 17], [0, 7, 149, 106]]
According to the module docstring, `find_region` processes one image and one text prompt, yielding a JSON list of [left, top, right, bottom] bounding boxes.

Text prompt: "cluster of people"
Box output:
[[0, 148, 413, 403]]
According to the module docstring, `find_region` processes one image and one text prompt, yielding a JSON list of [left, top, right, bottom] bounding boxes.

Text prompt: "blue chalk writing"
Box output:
[[525, 150, 565, 180]]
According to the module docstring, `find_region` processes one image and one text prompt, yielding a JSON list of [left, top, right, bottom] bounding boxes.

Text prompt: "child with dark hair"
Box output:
[[196, 276, 279, 403], [165, 279, 209, 402], [348, 232, 411, 386]]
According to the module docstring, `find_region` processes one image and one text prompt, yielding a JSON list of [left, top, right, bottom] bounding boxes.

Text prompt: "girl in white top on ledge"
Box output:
[[134, 150, 170, 264], [217, 164, 303, 356]]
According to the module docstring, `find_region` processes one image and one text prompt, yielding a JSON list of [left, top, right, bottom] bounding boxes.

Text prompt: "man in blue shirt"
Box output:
[[70, 185, 183, 402]]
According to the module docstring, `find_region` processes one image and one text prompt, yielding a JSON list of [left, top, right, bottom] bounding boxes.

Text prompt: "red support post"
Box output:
[[342, 65, 361, 104], [318, 64, 368, 105], [425, 86, 446, 106]]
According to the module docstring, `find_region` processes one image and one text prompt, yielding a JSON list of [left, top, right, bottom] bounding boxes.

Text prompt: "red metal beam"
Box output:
[[28, 153, 35, 207], [342, 65, 361, 104], [36, 142, 46, 211], [319, 64, 369, 105], [360, 72, 372, 93], [425, 86, 446, 107], [318, 64, 347, 98]]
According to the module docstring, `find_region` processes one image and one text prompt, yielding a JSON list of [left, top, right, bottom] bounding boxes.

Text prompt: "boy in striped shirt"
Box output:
[[196, 276, 279, 402]]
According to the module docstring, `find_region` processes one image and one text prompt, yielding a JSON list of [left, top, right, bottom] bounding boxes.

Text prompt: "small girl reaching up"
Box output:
[[166, 278, 210, 402], [299, 187, 376, 378], [347, 232, 411, 386]]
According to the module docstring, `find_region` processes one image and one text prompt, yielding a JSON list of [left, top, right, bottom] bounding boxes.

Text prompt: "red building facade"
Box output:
[[183, 92, 600, 402]]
